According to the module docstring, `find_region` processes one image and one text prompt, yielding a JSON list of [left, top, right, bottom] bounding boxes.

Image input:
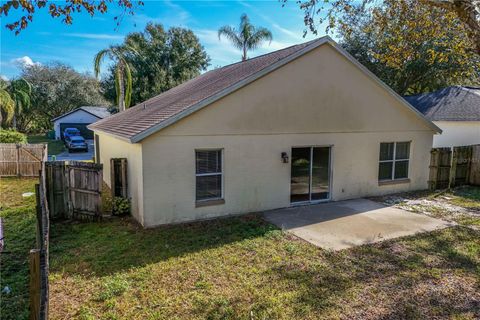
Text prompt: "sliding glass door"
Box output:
[[290, 147, 331, 203]]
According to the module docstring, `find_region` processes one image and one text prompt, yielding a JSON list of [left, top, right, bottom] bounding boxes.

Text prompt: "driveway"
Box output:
[[263, 198, 452, 250], [49, 139, 94, 161]]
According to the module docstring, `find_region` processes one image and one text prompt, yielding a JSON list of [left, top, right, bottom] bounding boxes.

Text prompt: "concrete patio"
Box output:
[[263, 198, 452, 250]]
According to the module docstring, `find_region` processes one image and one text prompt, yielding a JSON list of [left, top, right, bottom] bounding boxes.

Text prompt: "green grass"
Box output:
[[27, 135, 65, 155], [0, 177, 38, 320], [1, 178, 479, 320]]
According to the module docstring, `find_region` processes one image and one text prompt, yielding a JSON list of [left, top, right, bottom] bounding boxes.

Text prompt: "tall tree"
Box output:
[[7, 78, 32, 130], [284, 0, 480, 55], [21, 62, 108, 132], [338, 0, 480, 95], [0, 0, 143, 35], [101, 23, 210, 107], [94, 46, 134, 112], [218, 14, 273, 61], [0, 79, 14, 126]]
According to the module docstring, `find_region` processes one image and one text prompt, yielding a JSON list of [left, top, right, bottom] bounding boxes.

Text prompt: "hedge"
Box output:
[[0, 129, 28, 143]]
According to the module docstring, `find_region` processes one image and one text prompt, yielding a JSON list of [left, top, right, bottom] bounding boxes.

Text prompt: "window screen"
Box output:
[[378, 142, 410, 181], [195, 150, 222, 201]]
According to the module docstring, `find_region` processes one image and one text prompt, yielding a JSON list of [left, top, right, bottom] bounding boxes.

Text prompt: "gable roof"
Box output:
[[404, 86, 480, 121], [89, 36, 440, 142], [52, 106, 111, 122]]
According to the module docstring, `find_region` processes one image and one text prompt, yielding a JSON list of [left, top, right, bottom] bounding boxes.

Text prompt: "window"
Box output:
[[195, 149, 223, 201], [378, 142, 410, 181]]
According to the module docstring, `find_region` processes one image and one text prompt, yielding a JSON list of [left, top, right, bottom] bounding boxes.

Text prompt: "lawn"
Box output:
[[1, 178, 479, 319], [0, 177, 38, 320], [27, 135, 65, 155]]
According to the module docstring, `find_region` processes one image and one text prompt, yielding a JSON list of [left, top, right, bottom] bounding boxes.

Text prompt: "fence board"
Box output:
[[470, 145, 480, 186], [45, 161, 103, 220], [0, 144, 46, 176], [429, 144, 480, 190]]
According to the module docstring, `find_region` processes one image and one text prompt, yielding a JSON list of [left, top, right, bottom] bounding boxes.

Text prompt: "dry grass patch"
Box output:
[[372, 186, 480, 228]]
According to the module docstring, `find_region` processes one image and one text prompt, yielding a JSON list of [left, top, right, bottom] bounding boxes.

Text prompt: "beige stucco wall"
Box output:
[[95, 132, 145, 224], [432, 121, 480, 148], [138, 44, 435, 227]]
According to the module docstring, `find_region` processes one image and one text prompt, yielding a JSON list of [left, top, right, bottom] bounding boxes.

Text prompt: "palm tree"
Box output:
[[218, 14, 273, 61], [0, 79, 15, 126], [94, 45, 133, 112], [5, 78, 31, 130]]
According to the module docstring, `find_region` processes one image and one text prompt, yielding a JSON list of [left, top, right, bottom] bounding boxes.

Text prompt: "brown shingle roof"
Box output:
[[89, 37, 323, 141]]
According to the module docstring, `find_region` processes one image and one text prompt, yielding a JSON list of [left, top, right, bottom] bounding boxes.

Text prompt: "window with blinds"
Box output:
[[379, 142, 410, 181], [195, 149, 223, 201]]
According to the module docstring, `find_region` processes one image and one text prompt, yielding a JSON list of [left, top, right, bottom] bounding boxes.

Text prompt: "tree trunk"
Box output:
[[12, 114, 17, 130], [118, 66, 125, 113], [242, 45, 247, 61]]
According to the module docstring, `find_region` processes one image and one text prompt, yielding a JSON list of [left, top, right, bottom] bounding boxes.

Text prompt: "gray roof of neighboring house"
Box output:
[[89, 36, 440, 142], [52, 106, 111, 122], [404, 86, 480, 121]]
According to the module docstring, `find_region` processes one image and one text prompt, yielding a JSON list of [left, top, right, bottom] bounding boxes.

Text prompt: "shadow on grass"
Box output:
[[268, 226, 479, 319], [49, 214, 278, 277]]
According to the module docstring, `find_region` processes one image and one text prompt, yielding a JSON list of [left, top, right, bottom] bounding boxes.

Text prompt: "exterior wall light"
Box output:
[[281, 152, 289, 163]]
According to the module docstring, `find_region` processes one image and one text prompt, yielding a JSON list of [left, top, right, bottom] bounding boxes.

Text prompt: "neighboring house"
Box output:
[[89, 37, 441, 228], [404, 86, 480, 148], [52, 106, 110, 140]]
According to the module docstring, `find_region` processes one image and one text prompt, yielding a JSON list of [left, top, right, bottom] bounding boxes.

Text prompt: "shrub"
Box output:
[[112, 197, 130, 216], [0, 129, 27, 143]]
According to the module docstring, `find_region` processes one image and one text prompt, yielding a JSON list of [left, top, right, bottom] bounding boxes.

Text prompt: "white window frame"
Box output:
[[195, 149, 224, 202], [379, 141, 410, 181]]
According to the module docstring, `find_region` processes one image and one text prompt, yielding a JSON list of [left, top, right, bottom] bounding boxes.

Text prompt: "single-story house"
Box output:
[[89, 36, 441, 228], [52, 106, 110, 140], [404, 86, 480, 148]]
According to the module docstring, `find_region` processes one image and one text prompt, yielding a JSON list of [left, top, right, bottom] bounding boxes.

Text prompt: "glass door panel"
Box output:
[[311, 147, 330, 200], [290, 147, 311, 203]]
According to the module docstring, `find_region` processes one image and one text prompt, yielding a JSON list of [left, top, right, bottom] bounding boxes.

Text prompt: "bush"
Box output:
[[0, 129, 27, 143], [112, 197, 131, 216]]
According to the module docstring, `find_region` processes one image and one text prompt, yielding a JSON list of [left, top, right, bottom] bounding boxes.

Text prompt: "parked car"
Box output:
[[63, 127, 81, 140], [65, 136, 88, 152]]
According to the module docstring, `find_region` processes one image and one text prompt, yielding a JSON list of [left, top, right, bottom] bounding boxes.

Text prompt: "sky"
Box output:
[[0, 0, 331, 80]]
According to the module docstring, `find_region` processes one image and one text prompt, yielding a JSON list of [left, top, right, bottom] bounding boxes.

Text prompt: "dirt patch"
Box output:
[[371, 187, 480, 229]]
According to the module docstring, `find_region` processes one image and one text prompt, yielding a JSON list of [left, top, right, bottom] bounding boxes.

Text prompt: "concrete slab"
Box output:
[[263, 198, 453, 250]]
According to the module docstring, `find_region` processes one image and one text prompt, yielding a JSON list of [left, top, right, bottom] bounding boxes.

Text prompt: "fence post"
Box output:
[[449, 147, 457, 189], [35, 184, 42, 248], [29, 249, 41, 320], [16, 144, 20, 177], [428, 149, 438, 190]]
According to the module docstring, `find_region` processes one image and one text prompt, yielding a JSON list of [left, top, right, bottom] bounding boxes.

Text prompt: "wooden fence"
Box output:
[[30, 158, 49, 320], [429, 144, 480, 190], [45, 161, 103, 220], [0, 143, 47, 177]]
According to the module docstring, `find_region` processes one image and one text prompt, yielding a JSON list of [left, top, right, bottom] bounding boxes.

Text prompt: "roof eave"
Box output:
[[87, 125, 134, 143]]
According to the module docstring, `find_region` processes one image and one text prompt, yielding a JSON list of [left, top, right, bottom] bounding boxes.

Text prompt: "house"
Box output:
[[404, 86, 480, 148], [89, 37, 441, 227], [52, 106, 110, 140]]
